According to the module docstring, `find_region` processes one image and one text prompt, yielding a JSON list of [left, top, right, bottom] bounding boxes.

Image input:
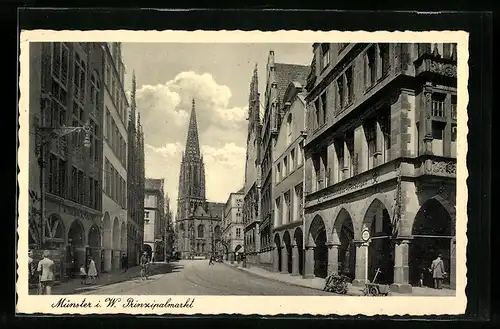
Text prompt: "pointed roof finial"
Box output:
[[184, 98, 201, 160]]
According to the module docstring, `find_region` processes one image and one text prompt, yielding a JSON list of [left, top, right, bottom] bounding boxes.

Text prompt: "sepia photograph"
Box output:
[[17, 30, 468, 315]]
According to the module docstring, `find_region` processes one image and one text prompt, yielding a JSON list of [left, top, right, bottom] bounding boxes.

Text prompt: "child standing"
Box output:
[[80, 264, 87, 285]]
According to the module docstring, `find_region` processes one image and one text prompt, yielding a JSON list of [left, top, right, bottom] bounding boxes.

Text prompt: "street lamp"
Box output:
[[36, 91, 92, 249]]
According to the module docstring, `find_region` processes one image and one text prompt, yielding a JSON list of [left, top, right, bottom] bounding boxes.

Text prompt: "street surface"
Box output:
[[81, 260, 332, 296]]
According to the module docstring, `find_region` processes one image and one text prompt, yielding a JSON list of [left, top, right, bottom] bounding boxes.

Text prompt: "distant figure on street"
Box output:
[[430, 254, 446, 289], [140, 252, 149, 280], [80, 264, 87, 285], [87, 258, 98, 284], [121, 253, 128, 273], [37, 250, 55, 295], [209, 255, 215, 266]]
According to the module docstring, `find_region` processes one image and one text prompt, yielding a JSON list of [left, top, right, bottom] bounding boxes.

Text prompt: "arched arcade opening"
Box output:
[[333, 208, 356, 281], [309, 215, 328, 279], [68, 219, 85, 273], [293, 227, 304, 276], [274, 233, 282, 272], [283, 231, 292, 274], [409, 198, 455, 288], [363, 199, 394, 285]]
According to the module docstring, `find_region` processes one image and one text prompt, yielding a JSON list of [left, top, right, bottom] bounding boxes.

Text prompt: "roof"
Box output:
[[194, 205, 209, 217], [145, 178, 164, 191], [207, 202, 224, 218], [237, 187, 245, 193], [274, 63, 310, 106]]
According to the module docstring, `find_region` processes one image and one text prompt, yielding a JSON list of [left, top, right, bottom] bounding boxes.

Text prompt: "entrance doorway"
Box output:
[[68, 219, 85, 275]]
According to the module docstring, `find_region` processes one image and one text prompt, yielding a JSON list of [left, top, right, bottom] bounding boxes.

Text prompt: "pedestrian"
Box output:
[[37, 250, 55, 295], [121, 253, 128, 273], [430, 253, 446, 289], [28, 250, 36, 284], [87, 257, 98, 285], [208, 255, 214, 266], [140, 251, 149, 280], [79, 264, 87, 285]]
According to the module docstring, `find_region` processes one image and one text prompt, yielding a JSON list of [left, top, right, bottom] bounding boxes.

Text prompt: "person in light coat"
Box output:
[[37, 250, 55, 295], [430, 254, 446, 289], [87, 257, 98, 284]]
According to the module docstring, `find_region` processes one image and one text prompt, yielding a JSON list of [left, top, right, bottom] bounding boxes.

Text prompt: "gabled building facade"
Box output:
[[271, 81, 307, 276], [242, 65, 262, 267], [222, 190, 245, 261], [127, 73, 145, 266], [303, 43, 457, 292], [101, 42, 129, 272], [144, 178, 166, 261], [258, 51, 309, 271]]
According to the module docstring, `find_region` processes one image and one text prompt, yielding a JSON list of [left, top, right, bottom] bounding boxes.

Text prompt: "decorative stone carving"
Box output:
[[437, 184, 450, 201], [432, 160, 456, 175], [429, 60, 457, 77]]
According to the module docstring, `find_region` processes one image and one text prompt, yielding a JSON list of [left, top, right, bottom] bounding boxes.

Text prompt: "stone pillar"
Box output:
[[422, 88, 434, 155], [291, 244, 300, 276], [272, 247, 280, 272], [303, 246, 315, 279], [342, 140, 350, 180], [103, 249, 112, 272], [391, 239, 412, 293], [281, 246, 288, 274], [327, 243, 340, 276], [352, 242, 369, 286]]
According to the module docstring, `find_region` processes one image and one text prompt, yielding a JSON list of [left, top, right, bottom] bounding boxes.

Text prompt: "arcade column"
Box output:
[[303, 246, 315, 279], [352, 241, 368, 286], [281, 246, 288, 274], [272, 247, 280, 272], [391, 239, 412, 293], [327, 243, 340, 276], [291, 244, 300, 276]]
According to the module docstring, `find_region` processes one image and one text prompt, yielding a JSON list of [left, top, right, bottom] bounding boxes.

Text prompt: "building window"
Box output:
[[290, 148, 295, 171], [275, 196, 282, 227], [312, 154, 321, 192], [314, 98, 321, 128], [283, 156, 288, 177], [295, 184, 303, 221], [90, 71, 101, 117], [198, 225, 204, 238], [145, 212, 149, 219], [431, 93, 446, 117], [321, 43, 330, 70], [298, 142, 304, 166], [286, 113, 293, 145], [236, 228, 241, 238], [276, 163, 281, 183], [73, 53, 86, 104], [451, 95, 457, 120], [49, 82, 67, 127], [451, 124, 457, 142], [336, 78, 344, 111], [367, 46, 377, 88], [379, 43, 390, 77], [431, 121, 446, 156], [320, 92, 327, 124], [365, 121, 376, 170], [284, 190, 291, 225], [51, 42, 70, 86], [345, 67, 354, 105], [335, 141, 344, 182]]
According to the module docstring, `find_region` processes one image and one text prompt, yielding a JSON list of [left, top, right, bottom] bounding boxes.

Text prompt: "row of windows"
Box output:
[[45, 154, 101, 211], [276, 142, 304, 184], [104, 158, 126, 208], [105, 108, 127, 166], [105, 62, 128, 124], [274, 183, 304, 227]]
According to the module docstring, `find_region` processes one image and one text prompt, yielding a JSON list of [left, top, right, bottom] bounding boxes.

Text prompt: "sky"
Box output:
[[121, 43, 312, 218]]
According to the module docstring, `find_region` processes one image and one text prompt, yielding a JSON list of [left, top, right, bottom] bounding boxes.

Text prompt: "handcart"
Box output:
[[363, 268, 391, 296]]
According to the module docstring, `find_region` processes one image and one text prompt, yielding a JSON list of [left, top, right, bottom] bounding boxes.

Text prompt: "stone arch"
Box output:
[[102, 212, 112, 250], [332, 207, 356, 280], [274, 233, 282, 272], [308, 215, 328, 279], [283, 230, 292, 274], [112, 217, 120, 250], [362, 198, 394, 285], [88, 225, 100, 248], [293, 227, 304, 275], [197, 224, 204, 238], [120, 222, 126, 251], [68, 219, 86, 271], [409, 197, 455, 288], [360, 195, 394, 233]]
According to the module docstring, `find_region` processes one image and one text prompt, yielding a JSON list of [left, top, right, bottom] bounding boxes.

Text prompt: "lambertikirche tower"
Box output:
[[175, 99, 224, 259]]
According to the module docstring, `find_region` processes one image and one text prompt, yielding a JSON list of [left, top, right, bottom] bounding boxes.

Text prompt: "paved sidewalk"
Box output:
[[29, 262, 172, 295], [225, 262, 455, 296]]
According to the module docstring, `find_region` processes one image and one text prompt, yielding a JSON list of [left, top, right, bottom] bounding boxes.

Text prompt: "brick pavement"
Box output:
[[225, 262, 455, 296], [29, 262, 172, 295]]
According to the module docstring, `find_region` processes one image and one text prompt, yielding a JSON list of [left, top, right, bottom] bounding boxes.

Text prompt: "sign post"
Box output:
[[361, 228, 370, 283]]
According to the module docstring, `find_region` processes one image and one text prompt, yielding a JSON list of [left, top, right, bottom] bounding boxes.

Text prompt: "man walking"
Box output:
[[37, 250, 55, 295], [430, 253, 446, 289], [121, 253, 128, 273], [140, 252, 149, 280], [208, 254, 215, 266]]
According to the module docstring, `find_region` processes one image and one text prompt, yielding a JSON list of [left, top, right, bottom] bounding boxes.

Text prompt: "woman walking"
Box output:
[[87, 257, 98, 285]]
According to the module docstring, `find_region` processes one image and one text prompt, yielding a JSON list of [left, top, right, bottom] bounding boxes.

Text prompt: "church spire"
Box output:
[[184, 98, 201, 160], [248, 63, 260, 124], [130, 71, 137, 127]]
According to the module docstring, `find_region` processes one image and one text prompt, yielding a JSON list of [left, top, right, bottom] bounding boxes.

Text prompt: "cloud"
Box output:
[[135, 71, 249, 216]]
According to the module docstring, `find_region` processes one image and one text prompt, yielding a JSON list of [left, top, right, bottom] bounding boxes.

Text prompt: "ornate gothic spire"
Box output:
[[130, 71, 137, 128], [184, 99, 201, 160], [248, 63, 260, 129]]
